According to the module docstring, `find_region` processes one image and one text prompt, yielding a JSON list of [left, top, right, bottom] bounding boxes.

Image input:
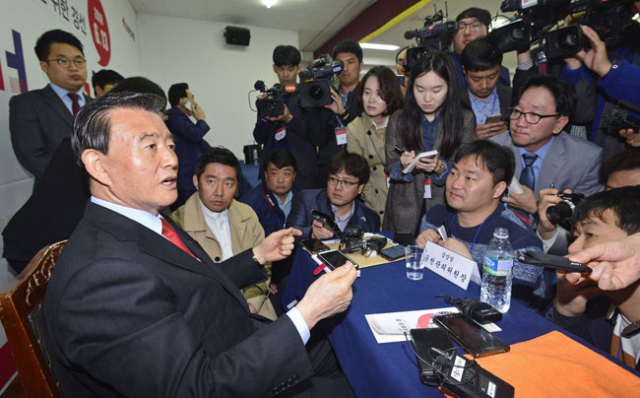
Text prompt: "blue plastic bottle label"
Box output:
[[483, 255, 514, 277]]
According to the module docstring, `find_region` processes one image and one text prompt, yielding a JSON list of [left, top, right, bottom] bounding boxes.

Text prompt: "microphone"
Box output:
[[404, 30, 416, 40], [254, 80, 266, 91]]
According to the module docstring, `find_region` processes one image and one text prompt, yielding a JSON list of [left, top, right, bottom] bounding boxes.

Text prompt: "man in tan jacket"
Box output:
[[172, 147, 277, 319]]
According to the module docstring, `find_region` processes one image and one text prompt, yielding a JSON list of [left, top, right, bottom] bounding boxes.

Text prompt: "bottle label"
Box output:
[[483, 255, 514, 277]]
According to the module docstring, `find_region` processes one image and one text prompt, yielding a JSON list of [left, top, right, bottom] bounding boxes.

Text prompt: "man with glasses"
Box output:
[[287, 152, 380, 239], [10, 29, 89, 183], [490, 75, 603, 219], [451, 8, 510, 88]]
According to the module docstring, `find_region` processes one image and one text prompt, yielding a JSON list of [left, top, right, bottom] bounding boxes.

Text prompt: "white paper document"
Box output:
[[365, 307, 459, 343]]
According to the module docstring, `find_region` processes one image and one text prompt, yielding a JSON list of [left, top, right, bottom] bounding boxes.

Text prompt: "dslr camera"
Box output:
[[546, 192, 585, 226], [297, 55, 343, 108], [254, 80, 295, 118]]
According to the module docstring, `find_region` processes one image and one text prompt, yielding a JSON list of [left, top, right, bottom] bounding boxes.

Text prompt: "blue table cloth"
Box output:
[[283, 249, 588, 397]]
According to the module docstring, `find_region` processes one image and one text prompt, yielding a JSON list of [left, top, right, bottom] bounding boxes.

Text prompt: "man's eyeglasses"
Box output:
[[328, 177, 359, 187], [508, 107, 562, 124], [457, 22, 483, 32], [47, 58, 86, 69]]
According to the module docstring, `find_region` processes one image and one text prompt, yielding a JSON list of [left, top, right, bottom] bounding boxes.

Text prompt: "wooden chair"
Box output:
[[0, 241, 66, 397]]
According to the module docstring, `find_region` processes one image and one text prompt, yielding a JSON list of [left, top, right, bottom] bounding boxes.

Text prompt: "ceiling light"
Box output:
[[359, 43, 399, 51], [262, 0, 276, 8]]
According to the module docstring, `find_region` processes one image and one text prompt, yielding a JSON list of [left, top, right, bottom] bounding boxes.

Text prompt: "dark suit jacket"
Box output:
[[164, 107, 211, 194], [2, 138, 89, 272], [43, 202, 313, 397], [253, 95, 318, 190], [286, 188, 380, 239], [9, 85, 89, 180]]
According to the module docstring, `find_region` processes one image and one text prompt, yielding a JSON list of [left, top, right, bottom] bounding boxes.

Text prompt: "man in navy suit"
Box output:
[[287, 152, 381, 239], [165, 82, 211, 209], [43, 92, 357, 397], [10, 29, 89, 183]]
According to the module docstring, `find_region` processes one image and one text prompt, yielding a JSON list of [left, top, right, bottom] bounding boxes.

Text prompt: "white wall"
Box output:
[[137, 14, 299, 157]]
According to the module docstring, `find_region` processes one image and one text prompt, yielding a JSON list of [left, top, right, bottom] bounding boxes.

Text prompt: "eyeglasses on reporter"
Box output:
[[47, 58, 86, 69], [327, 176, 359, 187], [508, 107, 562, 124], [457, 21, 483, 32]]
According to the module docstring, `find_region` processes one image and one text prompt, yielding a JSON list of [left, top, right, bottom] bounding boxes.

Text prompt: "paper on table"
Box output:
[[365, 307, 459, 344], [402, 150, 438, 174]]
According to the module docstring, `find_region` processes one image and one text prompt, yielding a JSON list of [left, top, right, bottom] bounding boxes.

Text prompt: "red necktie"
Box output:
[[161, 218, 196, 258], [68, 93, 81, 116]]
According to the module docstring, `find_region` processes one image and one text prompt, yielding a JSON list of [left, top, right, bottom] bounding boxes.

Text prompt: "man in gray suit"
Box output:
[[490, 75, 604, 218], [9, 29, 89, 182]]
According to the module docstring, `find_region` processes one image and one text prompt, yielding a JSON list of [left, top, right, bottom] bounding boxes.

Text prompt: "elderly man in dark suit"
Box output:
[[9, 29, 89, 183], [43, 92, 357, 397]]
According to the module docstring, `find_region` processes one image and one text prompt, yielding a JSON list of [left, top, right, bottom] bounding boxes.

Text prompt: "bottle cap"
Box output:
[[493, 227, 509, 239]]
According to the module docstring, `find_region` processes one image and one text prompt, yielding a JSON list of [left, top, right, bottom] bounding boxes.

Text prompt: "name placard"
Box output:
[[422, 241, 480, 290]]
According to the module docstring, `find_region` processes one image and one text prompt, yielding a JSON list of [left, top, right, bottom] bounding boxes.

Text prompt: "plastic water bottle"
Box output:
[[252, 148, 259, 165], [480, 228, 514, 313]]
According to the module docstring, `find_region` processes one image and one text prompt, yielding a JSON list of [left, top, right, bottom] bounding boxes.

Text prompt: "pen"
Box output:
[[394, 145, 406, 155]]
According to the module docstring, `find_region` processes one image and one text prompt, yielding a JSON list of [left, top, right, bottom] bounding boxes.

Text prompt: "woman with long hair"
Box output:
[[347, 66, 403, 223], [383, 51, 475, 240]]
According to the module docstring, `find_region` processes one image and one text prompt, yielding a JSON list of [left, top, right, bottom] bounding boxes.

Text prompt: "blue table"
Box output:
[[283, 249, 571, 397]]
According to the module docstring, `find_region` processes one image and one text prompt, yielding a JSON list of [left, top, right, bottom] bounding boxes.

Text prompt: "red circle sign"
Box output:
[[88, 0, 111, 66]]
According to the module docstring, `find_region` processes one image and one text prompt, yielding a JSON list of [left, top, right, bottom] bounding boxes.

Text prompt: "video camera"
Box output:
[[297, 55, 343, 108], [253, 80, 296, 118], [403, 8, 458, 72], [488, 0, 637, 61]]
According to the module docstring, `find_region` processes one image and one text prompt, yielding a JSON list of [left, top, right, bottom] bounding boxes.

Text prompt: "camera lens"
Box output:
[[309, 83, 324, 101], [546, 202, 573, 224]]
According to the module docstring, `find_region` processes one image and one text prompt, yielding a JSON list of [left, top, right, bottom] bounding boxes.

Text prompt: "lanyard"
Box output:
[[449, 214, 487, 254], [261, 185, 285, 227]]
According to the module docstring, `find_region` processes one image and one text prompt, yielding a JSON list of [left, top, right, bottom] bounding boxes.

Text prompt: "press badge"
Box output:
[[335, 127, 347, 145], [275, 126, 286, 141], [424, 178, 432, 198]]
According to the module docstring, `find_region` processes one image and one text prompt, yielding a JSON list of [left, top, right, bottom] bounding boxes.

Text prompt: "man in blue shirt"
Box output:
[[165, 82, 210, 209], [450, 8, 511, 89], [416, 140, 543, 304], [460, 38, 512, 140], [10, 29, 89, 183]]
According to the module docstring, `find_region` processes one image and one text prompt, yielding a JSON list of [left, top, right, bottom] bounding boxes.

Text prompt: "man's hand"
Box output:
[[324, 87, 346, 116], [253, 228, 302, 264], [474, 121, 508, 140], [269, 283, 278, 295], [555, 271, 600, 317], [537, 188, 563, 239], [416, 228, 442, 249], [191, 101, 206, 121], [566, 232, 640, 290], [502, 184, 538, 215], [442, 237, 472, 260], [263, 104, 294, 124], [620, 128, 640, 147], [295, 262, 357, 329], [311, 219, 334, 240], [575, 25, 612, 78]]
